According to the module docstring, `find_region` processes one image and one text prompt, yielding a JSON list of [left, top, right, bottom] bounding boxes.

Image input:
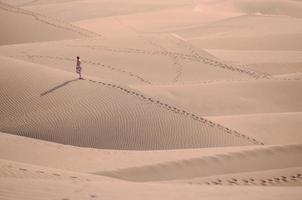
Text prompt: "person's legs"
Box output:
[[79, 68, 82, 79]]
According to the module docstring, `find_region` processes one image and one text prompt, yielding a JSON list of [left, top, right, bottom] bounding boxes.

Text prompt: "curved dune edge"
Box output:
[[0, 2, 100, 45], [133, 79, 302, 117], [97, 144, 302, 182], [207, 112, 302, 145], [0, 138, 301, 200], [0, 55, 263, 150], [2, 178, 302, 200], [0, 132, 262, 173], [0, 35, 270, 86], [0, 133, 301, 189], [0, 158, 112, 182], [177, 167, 302, 186], [2, 157, 301, 187]]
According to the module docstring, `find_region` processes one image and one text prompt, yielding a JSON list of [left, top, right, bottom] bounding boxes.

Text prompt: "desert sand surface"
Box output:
[[0, 0, 302, 199]]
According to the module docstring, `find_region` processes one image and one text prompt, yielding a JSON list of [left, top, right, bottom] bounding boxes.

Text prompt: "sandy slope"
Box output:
[[173, 0, 302, 50], [205, 49, 302, 77], [99, 144, 302, 182], [1, 0, 302, 199], [0, 2, 98, 45], [2, 178, 302, 200], [21, 0, 193, 22], [177, 15, 302, 50], [0, 158, 110, 182], [133, 80, 302, 144], [133, 79, 302, 117], [0, 55, 259, 149], [208, 112, 302, 145], [0, 132, 261, 172], [176, 167, 302, 186], [0, 35, 265, 85], [0, 133, 263, 173], [1, 133, 301, 199]]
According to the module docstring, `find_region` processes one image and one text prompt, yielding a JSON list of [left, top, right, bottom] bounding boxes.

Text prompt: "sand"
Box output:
[[0, 0, 301, 199]]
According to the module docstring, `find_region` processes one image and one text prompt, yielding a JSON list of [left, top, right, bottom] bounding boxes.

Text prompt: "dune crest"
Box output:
[[0, 2, 99, 45]]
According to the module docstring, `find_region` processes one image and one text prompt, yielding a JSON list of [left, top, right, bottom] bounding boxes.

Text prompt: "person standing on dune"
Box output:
[[76, 56, 83, 79]]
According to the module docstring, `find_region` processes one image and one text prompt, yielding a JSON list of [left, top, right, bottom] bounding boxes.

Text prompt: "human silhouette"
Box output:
[[76, 56, 83, 79]]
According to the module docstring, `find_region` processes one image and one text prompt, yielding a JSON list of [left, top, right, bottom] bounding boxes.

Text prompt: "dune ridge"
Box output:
[[98, 144, 302, 182], [2, 177, 302, 200], [0, 35, 271, 87], [207, 112, 302, 145], [134, 79, 302, 117], [10, 54, 152, 84], [0, 2, 100, 45], [0, 56, 262, 150], [179, 167, 302, 186]]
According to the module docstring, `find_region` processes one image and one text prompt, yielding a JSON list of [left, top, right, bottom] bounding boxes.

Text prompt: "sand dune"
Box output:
[[208, 112, 302, 145], [194, 0, 302, 18], [73, 7, 232, 34], [2, 177, 302, 200], [177, 167, 302, 186], [0, 2, 98, 45], [206, 49, 302, 64], [0, 56, 260, 150], [21, 0, 193, 22], [204, 49, 302, 78], [134, 79, 302, 117], [0, 158, 110, 182], [98, 144, 302, 181], [176, 15, 302, 50], [0, 132, 261, 172], [0, 35, 266, 85], [1, 133, 301, 199], [0, 0, 301, 199], [232, 0, 302, 18]]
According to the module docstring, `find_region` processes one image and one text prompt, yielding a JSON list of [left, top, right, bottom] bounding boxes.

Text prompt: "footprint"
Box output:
[[242, 179, 249, 184], [53, 173, 61, 176]]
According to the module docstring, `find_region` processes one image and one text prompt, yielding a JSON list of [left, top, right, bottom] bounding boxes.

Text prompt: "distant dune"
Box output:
[[134, 80, 302, 117], [0, 2, 98, 45]]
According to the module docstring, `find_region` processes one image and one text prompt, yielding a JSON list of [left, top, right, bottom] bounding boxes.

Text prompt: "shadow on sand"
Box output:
[[40, 78, 79, 96]]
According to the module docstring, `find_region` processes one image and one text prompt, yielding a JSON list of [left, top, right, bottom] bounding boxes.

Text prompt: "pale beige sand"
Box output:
[[1, 133, 301, 200], [0, 158, 111, 182], [2, 178, 302, 200], [0, 35, 264, 85], [21, 0, 193, 22], [174, 1, 302, 50], [176, 167, 302, 186], [207, 112, 302, 145], [0, 56, 259, 149], [98, 144, 302, 181], [133, 80, 302, 116], [176, 15, 302, 51], [0, 132, 261, 172], [205, 49, 302, 77], [0, 0, 301, 199], [0, 2, 98, 45]]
